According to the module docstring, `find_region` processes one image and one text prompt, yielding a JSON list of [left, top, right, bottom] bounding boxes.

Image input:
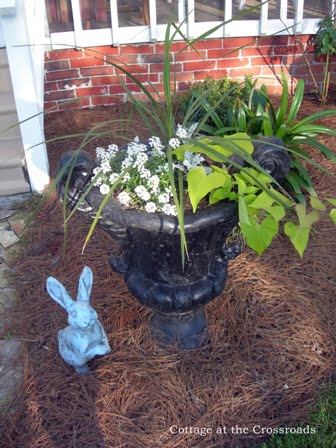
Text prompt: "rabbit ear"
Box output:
[[77, 266, 93, 303], [46, 277, 74, 311]]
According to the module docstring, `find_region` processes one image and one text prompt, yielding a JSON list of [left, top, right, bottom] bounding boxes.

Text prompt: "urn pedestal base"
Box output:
[[150, 309, 207, 349]]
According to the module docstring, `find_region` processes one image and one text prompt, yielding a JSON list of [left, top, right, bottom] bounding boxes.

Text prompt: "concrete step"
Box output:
[[0, 111, 21, 139], [0, 137, 25, 168], [0, 166, 30, 195], [0, 92, 16, 112]]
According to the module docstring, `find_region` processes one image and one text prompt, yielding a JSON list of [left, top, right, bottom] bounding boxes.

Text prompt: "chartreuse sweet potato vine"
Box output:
[[174, 132, 336, 257]]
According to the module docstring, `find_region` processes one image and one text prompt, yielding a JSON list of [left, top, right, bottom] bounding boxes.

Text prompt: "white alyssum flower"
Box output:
[[107, 144, 118, 158], [168, 138, 181, 149], [118, 191, 131, 206], [99, 184, 110, 195], [96, 147, 107, 159], [158, 192, 170, 204], [175, 123, 198, 139], [135, 185, 151, 201], [148, 136, 165, 156], [145, 202, 157, 213], [109, 172, 119, 184], [147, 175, 160, 192], [183, 151, 205, 171], [162, 203, 177, 216]]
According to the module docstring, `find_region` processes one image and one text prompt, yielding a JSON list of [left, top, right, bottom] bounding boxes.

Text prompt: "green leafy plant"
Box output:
[[314, 14, 336, 106], [175, 76, 250, 129], [201, 74, 336, 203]]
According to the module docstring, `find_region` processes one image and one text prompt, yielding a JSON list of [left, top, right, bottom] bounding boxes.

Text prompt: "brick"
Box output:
[[70, 57, 105, 68], [274, 45, 300, 55], [80, 66, 114, 76], [194, 69, 229, 80], [44, 81, 58, 92], [289, 35, 314, 46], [84, 45, 119, 56], [284, 53, 314, 65], [243, 47, 273, 57], [191, 39, 223, 50], [160, 72, 194, 83], [44, 101, 58, 111], [91, 96, 122, 106], [126, 74, 158, 84], [151, 63, 182, 74], [261, 66, 288, 76], [120, 44, 154, 54], [208, 49, 240, 59], [141, 54, 169, 64], [183, 61, 216, 71], [256, 36, 289, 46], [58, 98, 91, 110], [174, 50, 207, 62], [155, 42, 187, 53], [108, 55, 139, 64], [47, 49, 83, 61], [46, 69, 80, 81], [109, 85, 129, 94], [92, 75, 122, 86], [44, 90, 75, 101], [229, 67, 262, 77], [58, 78, 91, 89], [45, 60, 70, 71], [224, 37, 256, 49], [76, 86, 109, 97], [217, 58, 250, 69], [111, 84, 142, 94], [250, 55, 283, 66], [115, 64, 148, 75]]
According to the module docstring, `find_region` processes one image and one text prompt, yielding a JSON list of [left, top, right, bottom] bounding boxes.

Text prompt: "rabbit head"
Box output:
[[46, 266, 98, 329]]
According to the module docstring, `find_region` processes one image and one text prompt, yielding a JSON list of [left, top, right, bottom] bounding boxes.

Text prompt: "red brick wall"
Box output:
[[44, 35, 331, 111]]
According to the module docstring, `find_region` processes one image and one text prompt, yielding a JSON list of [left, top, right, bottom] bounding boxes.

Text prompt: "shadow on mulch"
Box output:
[[1, 99, 336, 448]]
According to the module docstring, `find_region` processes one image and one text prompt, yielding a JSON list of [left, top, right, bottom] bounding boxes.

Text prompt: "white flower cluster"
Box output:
[[92, 124, 200, 215]]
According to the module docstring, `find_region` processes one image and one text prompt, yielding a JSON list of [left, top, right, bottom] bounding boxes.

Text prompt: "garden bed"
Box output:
[[1, 96, 336, 448]]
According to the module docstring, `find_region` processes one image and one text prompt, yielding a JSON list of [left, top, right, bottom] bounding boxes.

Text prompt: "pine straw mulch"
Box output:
[[1, 98, 336, 448]]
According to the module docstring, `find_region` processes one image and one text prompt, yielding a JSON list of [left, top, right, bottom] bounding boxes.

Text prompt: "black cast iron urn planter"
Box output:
[[56, 136, 290, 349]]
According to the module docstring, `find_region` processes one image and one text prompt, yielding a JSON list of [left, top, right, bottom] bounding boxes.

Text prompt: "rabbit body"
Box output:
[[46, 266, 111, 374]]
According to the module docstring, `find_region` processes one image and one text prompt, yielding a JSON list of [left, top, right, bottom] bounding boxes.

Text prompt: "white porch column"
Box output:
[[0, 0, 50, 194]]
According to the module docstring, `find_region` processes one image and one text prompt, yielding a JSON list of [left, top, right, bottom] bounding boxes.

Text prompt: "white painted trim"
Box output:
[[0, 0, 15, 16], [2, 0, 49, 194], [149, 0, 158, 41], [46, 1, 326, 48]]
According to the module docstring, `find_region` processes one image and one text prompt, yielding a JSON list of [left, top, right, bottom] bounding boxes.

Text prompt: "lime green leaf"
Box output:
[[326, 198, 336, 206], [187, 166, 228, 213], [249, 191, 275, 209], [310, 196, 326, 211], [236, 167, 273, 185], [269, 187, 295, 208], [223, 132, 254, 155], [241, 215, 278, 255], [237, 178, 247, 195], [295, 204, 320, 228], [238, 194, 251, 226], [330, 209, 336, 224], [209, 187, 237, 204], [264, 205, 286, 221], [284, 222, 310, 257]]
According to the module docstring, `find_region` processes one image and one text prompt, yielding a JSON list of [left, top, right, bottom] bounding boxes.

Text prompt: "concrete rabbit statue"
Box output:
[[46, 266, 111, 374]]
